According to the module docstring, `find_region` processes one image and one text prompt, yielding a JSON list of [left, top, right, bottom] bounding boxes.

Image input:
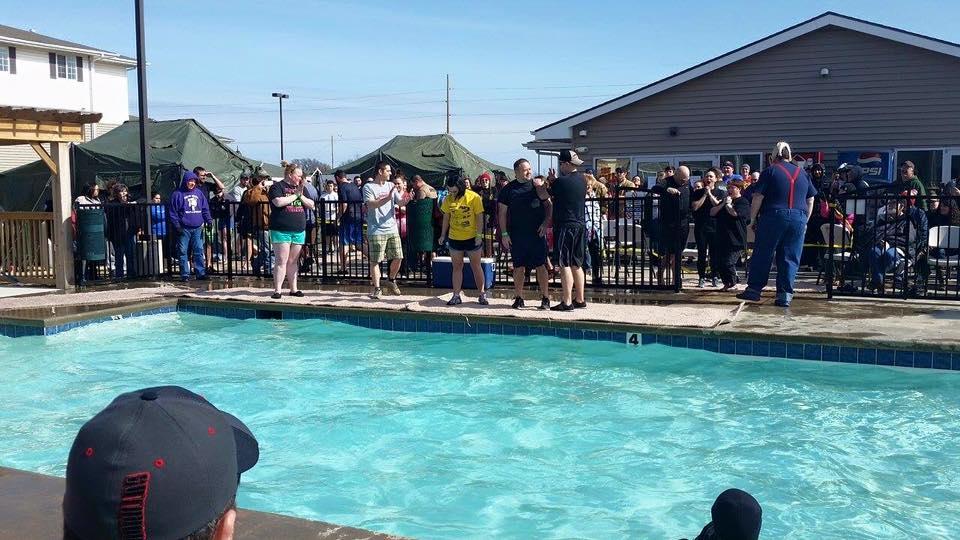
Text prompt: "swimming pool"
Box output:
[[1, 312, 958, 539]]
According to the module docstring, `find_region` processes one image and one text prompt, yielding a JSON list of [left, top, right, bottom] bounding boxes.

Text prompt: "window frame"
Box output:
[[0, 48, 8, 73]]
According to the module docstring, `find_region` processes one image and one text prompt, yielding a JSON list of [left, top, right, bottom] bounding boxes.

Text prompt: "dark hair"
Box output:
[[151, 191, 161, 199], [84, 182, 99, 198], [706, 167, 723, 180], [64, 498, 235, 540], [513, 158, 529, 171], [334, 170, 345, 180], [445, 174, 467, 200], [393, 170, 406, 181], [663, 165, 675, 173], [325, 180, 334, 185], [250, 176, 262, 187], [192, 166, 206, 175], [412, 174, 424, 184], [375, 160, 390, 173]]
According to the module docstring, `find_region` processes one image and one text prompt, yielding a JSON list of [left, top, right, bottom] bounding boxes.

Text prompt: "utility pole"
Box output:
[[134, 0, 151, 198], [330, 135, 334, 169], [271, 92, 289, 161], [445, 73, 450, 135]]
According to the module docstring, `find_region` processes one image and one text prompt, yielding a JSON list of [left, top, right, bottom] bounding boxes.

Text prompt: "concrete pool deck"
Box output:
[[0, 467, 403, 540], [2, 280, 960, 351]]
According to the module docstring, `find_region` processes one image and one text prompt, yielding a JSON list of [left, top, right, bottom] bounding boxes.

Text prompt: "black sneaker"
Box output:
[[196, 274, 210, 281], [539, 297, 551, 310], [550, 303, 573, 312], [447, 294, 462, 306], [270, 292, 282, 300], [478, 293, 489, 306], [572, 300, 587, 309], [512, 296, 525, 309], [180, 276, 190, 283]]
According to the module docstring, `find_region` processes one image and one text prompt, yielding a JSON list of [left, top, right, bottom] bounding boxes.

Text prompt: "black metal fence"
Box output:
[[822, 193, 960, 300], [75, 195, 683, 291]]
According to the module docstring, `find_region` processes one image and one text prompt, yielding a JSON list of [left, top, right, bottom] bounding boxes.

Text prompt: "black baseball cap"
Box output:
[[64, 386, 259, 540], [697, 488, 762, 540], [722, 161, 735, 168]]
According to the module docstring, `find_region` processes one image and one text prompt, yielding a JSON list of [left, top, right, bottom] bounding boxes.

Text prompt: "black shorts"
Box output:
[[448, 238, 481, 252], [660, 224, 688, 255], [511, 234, 547, 269], [321, 222, 338, 237], [553, 223, 586, 268]]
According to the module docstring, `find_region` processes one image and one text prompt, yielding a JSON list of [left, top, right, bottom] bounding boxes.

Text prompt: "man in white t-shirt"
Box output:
[[363, 161, 407, 298], [319, 180, 339, 256]]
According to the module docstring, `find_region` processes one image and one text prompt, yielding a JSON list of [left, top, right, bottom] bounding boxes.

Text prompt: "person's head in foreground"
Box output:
[[693, 488, 762, 540], [63, 386, 259, 540]]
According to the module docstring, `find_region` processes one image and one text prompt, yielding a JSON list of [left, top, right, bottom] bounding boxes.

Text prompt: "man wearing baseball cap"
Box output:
[[63, 386, 259, 540], [547, 149, 588, 311], [898, 160, 928, 210]]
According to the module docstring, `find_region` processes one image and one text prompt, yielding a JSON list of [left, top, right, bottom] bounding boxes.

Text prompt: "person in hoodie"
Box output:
[[169, 171, 212, 281]]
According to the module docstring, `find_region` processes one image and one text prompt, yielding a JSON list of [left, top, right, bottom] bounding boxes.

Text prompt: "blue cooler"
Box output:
[[432, 256, 495, 289]]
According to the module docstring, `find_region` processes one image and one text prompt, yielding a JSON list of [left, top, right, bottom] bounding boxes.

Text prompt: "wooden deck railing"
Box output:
[[0, 212, 56, 283]]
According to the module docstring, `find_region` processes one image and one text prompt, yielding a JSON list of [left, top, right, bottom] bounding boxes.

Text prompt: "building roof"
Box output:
[[0, 24, 136, 66], [530, 12, 960, 142]]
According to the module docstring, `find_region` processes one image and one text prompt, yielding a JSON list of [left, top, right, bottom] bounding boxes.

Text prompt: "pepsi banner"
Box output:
[[837, 151, 894, 183]]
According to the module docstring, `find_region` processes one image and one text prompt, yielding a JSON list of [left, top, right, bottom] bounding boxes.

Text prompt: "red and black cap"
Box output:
[[63, 386, 259, 540]]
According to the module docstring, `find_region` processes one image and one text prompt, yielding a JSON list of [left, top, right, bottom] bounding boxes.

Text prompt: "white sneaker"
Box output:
[[386, 279, 401, 295], [371, 287, 382, 299]]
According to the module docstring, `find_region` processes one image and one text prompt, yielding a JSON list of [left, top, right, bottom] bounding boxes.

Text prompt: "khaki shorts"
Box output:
[[368, 233, 403, 263]]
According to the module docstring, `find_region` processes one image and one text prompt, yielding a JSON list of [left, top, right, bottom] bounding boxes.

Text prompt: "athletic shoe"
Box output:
[[371, 287, 382, 299], [386, 279, 401, 295], [512, 296, 525, 309], [736, 290, 762, 302], [478, 293, 489, 306], [539, 297, 551, 310], [447, 294, 462, 306], [572, 300, 587, 309], [196, 274, 210, 281], [550, 303, 573, 312], [180, 276, 190, 282], [774, 299, 791, 307], [289, 290, 304, 297], [697, 278, 705, 288], [270, 292, 282, 300]]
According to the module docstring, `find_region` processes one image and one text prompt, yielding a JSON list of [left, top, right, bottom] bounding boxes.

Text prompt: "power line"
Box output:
[[232, 130, 531, 145]]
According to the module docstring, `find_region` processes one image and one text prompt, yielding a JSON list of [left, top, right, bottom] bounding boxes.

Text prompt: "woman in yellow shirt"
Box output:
[[440, 173, 488, 305]]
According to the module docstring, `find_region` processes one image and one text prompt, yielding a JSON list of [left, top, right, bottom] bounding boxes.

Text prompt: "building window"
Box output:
[[0, 48, 8, 72], [595, 158, 631, 182], [719, 153, 763, 176], [54, 54, 78, 80], [895, 150, 943, 187]]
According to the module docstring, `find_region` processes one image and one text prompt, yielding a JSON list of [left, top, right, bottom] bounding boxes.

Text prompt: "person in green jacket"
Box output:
[[899, 160, 928, 210]]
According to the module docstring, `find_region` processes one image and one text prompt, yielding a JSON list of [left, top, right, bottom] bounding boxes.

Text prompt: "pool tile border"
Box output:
[[5, 298, 960, 372]]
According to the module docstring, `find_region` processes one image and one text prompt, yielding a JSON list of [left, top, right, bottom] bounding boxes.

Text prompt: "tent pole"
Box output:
[[446, 74, 450, 135], [135, 0, 151, 199]]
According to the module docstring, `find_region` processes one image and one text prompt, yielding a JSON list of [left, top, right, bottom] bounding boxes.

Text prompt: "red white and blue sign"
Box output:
[[837, 151, 894, 183]]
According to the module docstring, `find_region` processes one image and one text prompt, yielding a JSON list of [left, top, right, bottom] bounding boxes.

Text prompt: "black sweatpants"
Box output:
[[694, 219, 716, 279], [712, 242, 742, 287]]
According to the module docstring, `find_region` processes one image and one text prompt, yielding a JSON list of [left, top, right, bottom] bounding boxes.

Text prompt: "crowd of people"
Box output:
[[61, 385, 763, 540], [72, 139, 960, 302]]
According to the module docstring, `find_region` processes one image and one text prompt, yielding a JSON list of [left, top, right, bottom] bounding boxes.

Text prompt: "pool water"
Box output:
[[1, 313, 958, 539]]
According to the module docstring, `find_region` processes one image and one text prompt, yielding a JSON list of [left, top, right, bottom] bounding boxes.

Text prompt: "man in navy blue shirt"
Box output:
[[736, 142, 817, 307]]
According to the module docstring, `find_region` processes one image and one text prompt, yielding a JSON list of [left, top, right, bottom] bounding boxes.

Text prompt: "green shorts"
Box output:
[[270, 230, 306, 245], [368, 233, 403, 263]]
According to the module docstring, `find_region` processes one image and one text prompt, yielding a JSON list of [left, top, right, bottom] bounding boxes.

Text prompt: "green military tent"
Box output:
[[0, 118, 281, 211], [337, 134, 511, 186]]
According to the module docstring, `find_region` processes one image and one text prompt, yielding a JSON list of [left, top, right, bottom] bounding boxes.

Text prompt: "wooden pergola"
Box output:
[[0, 106, 103, 289]]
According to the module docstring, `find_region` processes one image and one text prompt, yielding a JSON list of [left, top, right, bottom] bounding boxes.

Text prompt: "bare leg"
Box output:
[[287, 244, 303, 292], [273, 243, 290, 293], [560, 266, 574, 305], [468, 249, 485, 294], [370, 260, 381, 289], [572, 266, 585, 303], [451, 250, 464, 295], [388, 258, 401, 280], [536, 265, 550, 299], [513, 266, 526, 298]]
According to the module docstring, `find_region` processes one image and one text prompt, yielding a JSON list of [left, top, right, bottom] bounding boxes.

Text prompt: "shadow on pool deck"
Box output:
[[0, 467, 404, 540]]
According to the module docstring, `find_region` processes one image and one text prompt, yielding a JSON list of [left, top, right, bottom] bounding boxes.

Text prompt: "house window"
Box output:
[[55, 54, 78, 80], [895, 149, 943, 187], [595, 158, 631, 182], [0, 48, 8, 72]]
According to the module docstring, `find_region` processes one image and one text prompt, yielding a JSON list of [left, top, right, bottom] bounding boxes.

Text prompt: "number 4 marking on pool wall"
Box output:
[[627, 333, 640, 346]]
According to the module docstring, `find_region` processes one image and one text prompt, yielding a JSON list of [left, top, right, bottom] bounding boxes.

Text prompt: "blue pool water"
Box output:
[[1, 312, 959, 539]]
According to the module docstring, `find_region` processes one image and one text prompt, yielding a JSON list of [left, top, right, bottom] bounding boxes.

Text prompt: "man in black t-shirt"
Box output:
[[548, 150, 588, 311], [336, 171, 364, 273], [649, 166, 692, 285], [691, 168, 726, 288], [498, 158, 553, 310]]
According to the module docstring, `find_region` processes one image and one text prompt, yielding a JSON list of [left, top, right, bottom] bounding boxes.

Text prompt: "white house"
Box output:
[[0, 24, 135, 171]]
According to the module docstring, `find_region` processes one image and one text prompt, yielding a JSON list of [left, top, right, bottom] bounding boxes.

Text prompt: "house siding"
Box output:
[[575, 26, 960, 165]]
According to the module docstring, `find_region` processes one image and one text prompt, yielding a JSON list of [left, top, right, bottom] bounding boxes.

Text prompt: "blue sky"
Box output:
[[3, 0, 956, 171]]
